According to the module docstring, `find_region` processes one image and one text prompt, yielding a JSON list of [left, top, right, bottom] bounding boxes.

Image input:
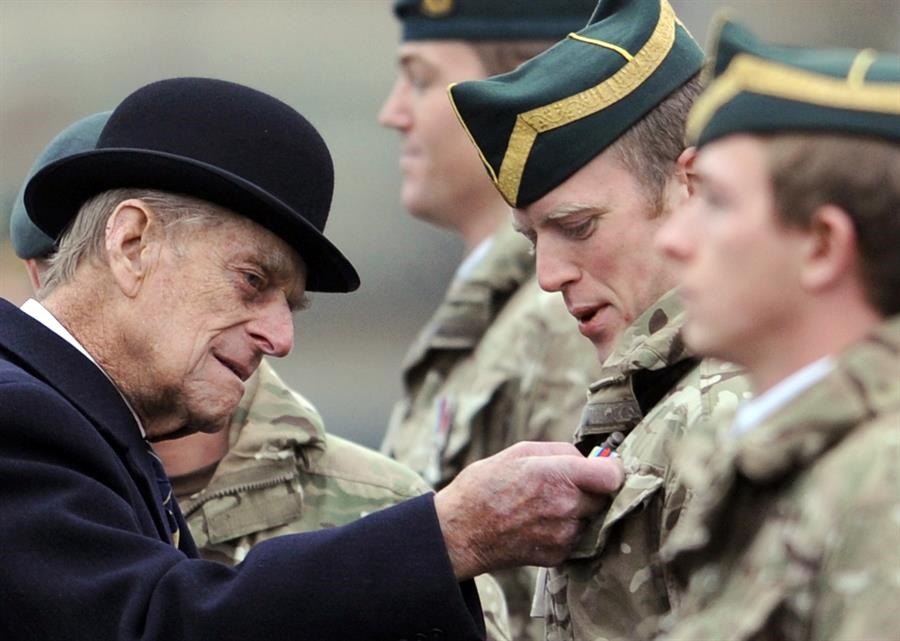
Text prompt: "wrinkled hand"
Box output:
[[434, 441, 624, 580]]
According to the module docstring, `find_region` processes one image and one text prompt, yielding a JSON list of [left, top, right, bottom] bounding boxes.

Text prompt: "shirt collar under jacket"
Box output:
[[731, 356, 834, 439]]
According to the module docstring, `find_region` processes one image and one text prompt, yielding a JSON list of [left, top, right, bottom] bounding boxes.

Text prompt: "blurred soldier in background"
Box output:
[[378, 1, 600, 638], [450, 1, 750, 638], [654, 19, 900, 640], [10, 111, 512, 641]]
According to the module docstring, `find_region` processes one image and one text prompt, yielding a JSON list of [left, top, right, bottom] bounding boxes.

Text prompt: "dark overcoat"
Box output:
[[0, 298, 483, 641]]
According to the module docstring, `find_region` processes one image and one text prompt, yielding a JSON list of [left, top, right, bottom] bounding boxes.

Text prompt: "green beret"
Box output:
[[688, 19, 900, 147], [394, 0, 596, 42], [10, 111, 110, 259], [448, 0, 704, 208]]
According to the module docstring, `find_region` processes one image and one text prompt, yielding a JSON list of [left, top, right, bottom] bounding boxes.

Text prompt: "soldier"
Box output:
[[10, 111, 512, 641], [378, 1, 600, 637], [653, 19, 900, 639], [449, 1, 751, 639]]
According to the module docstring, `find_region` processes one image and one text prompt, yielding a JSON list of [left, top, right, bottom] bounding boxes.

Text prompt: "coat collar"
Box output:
[[0, 298, 190, 549]]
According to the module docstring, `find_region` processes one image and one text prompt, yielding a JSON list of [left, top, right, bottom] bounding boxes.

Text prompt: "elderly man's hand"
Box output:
[[434, 441, 624, 580]]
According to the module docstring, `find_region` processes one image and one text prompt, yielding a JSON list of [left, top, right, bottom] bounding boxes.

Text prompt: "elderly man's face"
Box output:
[[119, 212, 306, 440], [512, 149, 680, 362]]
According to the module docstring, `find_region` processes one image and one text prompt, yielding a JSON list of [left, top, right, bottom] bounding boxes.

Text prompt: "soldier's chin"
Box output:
[[682, 321, 724, 362]]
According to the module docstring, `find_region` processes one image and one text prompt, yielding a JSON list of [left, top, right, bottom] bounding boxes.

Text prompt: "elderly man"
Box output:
[[653, 20, 900, 640], [449, 1, 750, 639], [8, 110, 512, 640], [378, 2, 600, 636], [0, 77, 623, 641]]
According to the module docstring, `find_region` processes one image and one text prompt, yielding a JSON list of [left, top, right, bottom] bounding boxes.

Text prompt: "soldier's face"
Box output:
[[113, 210, 306, 441], [513, 150, 680, 362], [655, 135, 808, 369], [378, 41, 499, 231]]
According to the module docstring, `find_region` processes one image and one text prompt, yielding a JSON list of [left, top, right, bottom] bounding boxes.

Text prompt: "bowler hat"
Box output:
[[24, 77, 359, 293], [11, 111, 111, 259]]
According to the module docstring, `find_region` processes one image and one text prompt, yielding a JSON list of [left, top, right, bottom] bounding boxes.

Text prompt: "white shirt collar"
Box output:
[[732, 356, 835, 438], [21, 298, 146, 437], [455, 236, 495, 281]]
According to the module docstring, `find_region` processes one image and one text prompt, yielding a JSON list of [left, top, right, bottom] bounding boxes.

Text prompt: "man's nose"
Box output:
[[249, 298, 295, 358], [377, 78, 411, 131], [535, 239, 579, 293]]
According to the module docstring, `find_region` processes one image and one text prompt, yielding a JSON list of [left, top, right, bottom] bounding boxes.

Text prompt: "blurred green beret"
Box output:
[[10, 111, 110, 259], [394, 0, 596, 42], [448, 0, 704, 208], [687, 18, 900, 147]]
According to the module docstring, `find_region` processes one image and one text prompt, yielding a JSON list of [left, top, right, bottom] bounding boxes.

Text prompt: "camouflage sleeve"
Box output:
[[810, 415, 900, 640], [475, 573, 513, 641]]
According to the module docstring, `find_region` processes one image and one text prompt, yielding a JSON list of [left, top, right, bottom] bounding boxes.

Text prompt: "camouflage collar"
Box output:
[[662, 316, 900, 562], [402, 225, 534, 366], [221, 360, 326, 470], [576, 289, 693, 443], [735, 316, 900, 483]]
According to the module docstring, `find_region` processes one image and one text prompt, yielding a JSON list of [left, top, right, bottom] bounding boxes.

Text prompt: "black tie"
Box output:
[[145, 442, 181, 548]]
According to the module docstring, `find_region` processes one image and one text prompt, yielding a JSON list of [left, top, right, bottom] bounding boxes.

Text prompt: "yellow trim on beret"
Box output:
[[492, 0, 677, 205]]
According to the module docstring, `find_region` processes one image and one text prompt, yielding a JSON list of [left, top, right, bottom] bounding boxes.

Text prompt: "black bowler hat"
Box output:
[[24, 77, 359, 293]]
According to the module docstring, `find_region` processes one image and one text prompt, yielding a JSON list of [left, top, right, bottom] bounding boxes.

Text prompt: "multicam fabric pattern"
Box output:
[[535, 289, 750, 641], [656, 315, 900, 641], [175, 360, 511, 641], [381, 225, 600, 641]]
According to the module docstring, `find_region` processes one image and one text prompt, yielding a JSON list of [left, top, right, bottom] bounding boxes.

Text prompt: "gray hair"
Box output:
[[38, 188, 227, 296]]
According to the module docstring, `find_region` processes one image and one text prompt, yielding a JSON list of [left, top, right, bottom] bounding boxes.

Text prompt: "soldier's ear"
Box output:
[[676, 147, 698, 196], [799, 204, 859, 294]]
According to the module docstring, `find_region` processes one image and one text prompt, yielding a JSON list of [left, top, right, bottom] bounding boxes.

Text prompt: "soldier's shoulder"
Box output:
[[307, 433, 432, 499]]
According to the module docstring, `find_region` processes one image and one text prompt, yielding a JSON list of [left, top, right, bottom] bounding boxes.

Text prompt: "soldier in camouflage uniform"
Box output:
[[378, 2, 600, 638], [654, 20, 900, 639], [8, 111, 518, 640], [450, 2, 751, 639]]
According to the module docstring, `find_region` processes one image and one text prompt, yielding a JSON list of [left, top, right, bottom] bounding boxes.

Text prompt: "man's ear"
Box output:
[[24, 258, 44, 292], [663, 147, 698, 212], [676, 146, 698, 195], [800, 204, 858, 293], [105, 199, 159, 298]]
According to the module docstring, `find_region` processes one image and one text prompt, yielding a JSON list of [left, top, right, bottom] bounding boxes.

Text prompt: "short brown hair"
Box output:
[[763, 133, 900, 316], [609, 73, 702, 213], [470, 39, 558, 77]]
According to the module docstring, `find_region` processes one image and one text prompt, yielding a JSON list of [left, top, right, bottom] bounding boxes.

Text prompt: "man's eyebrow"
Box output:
[[545, 203, 608, 222]]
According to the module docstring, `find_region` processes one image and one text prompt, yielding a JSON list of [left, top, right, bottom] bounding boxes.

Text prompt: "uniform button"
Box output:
[[430, 629, 445, 640]]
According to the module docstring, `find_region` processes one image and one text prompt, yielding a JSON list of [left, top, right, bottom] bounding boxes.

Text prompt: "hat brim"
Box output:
[[24, 148, 360, 293]]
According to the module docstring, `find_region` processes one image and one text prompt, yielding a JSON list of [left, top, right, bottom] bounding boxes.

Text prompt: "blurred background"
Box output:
[[2, 0, 898, 448]]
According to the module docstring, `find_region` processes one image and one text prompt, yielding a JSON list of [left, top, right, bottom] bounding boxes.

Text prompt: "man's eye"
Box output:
[[561, 218, 595, 240], [243, 272, 265, 290]]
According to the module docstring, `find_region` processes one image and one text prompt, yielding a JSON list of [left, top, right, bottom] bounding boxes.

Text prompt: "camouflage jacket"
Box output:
[[656, 316, 900, 641], [175, 360, 511, 641], [382, 226, 600, 641], [535, 289, 750, 641]]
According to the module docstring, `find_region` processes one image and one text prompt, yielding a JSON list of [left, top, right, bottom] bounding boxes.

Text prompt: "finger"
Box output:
[[566, 456, 625, 495], [499, 441, 581, 459]]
